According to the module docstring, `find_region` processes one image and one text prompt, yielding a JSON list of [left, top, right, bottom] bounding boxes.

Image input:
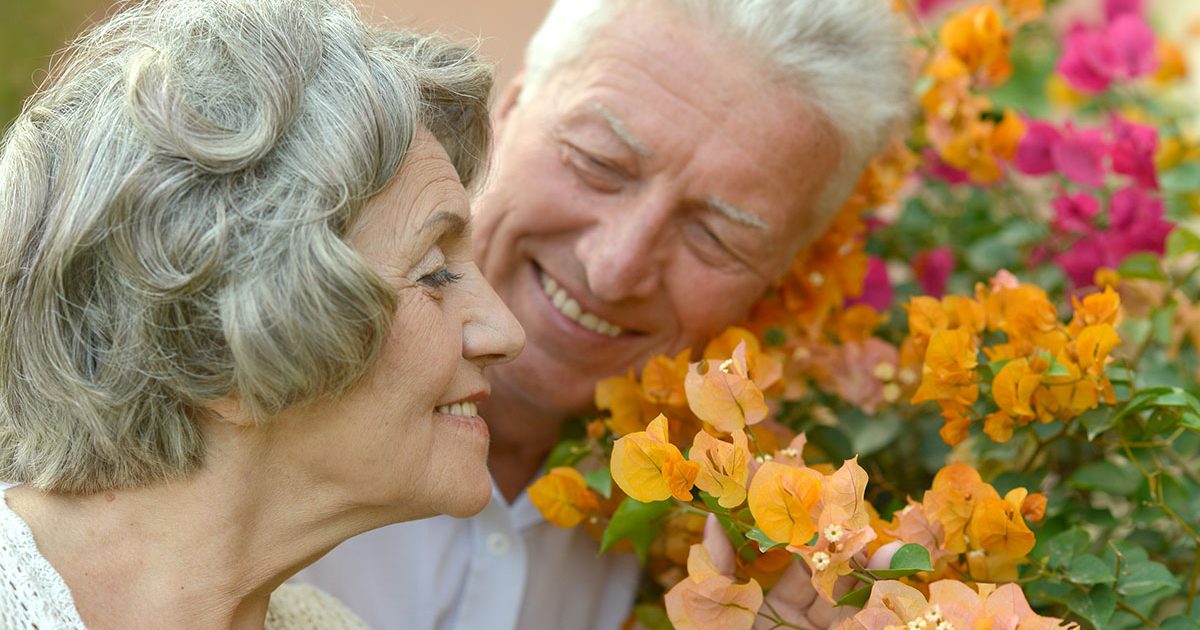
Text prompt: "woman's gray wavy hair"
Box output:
[[0, 0, 492, 494], [522, 0, 912, 227]]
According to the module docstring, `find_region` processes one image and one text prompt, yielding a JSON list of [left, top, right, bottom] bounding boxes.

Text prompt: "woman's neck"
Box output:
[[5, 426, 390, 629]]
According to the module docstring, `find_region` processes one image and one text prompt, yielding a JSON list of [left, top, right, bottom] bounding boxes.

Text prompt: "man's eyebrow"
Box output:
[[588, 102, 651, 158], [419, 210, 468, 235], [706, 196, 770, 231]]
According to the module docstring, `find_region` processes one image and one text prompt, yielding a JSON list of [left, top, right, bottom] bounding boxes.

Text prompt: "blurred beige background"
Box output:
[[0, 0, 1197, 129], [363, 0, 552, 90]]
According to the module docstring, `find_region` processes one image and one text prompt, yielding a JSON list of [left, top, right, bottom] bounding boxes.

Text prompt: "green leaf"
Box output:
[[543, 439, 588, 470], [1069, 461, 1142, 497], [1161, 161, 1200, 193], [584, 468, 612, 499], [808, 425, 854, 463], [1037, 528, 1089, 570], [1080, 408, 1117, 441], [1167, 225, 1200, 258], [633, 604, 673, 630], [1160, 616, 1200, 630], [1045, 358, 1072, 377], [600, 498, 675, 563], [1117, 253, 1167, 282], [1067, 555, 1117, 585], [1065, 585, 1116, 630], [1117, 559, 1179, 598], [835, 584, 872, 608], [746, 527, 784, 553], [869, 543, 933, 579]]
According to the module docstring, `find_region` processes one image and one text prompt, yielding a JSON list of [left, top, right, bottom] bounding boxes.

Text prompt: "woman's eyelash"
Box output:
[[418, 267, 463, 288]]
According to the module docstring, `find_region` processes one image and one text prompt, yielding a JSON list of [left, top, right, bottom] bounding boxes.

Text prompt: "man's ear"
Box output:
[[493, 71, 526, 132]]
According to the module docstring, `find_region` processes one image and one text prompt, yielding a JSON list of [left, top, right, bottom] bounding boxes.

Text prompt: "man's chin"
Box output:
[[490, 351, 610, 419]]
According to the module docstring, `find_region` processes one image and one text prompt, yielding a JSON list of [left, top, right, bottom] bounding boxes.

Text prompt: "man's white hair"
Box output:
[[522, 0, 912, 225]]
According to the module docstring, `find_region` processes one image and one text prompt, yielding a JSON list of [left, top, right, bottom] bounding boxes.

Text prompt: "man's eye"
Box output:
[[564, 145, 623, 192], [418, 267, 463, 289]]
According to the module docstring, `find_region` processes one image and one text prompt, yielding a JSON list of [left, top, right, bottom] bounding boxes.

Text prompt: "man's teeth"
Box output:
[[539, 271, 623, 337], [436, 401, 478, 417]]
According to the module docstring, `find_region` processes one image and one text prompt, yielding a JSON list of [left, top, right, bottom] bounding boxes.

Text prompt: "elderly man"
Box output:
[[296, 0, 909, 628]]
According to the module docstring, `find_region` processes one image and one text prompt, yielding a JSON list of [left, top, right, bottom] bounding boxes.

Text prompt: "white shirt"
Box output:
[[294, 484, 640, 630]]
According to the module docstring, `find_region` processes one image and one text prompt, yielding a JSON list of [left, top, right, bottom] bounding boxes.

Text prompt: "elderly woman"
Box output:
[[0, 0, 523, 627]]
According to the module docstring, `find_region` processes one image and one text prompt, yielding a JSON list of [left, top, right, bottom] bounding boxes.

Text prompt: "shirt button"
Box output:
[[486, 532, 511, 555]]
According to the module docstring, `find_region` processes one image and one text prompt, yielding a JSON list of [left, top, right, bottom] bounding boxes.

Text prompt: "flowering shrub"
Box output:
[[530, 0, 1200, 627]]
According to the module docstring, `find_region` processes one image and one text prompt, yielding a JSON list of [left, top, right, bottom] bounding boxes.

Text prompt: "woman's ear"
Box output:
[[493, 71, 525, 132]]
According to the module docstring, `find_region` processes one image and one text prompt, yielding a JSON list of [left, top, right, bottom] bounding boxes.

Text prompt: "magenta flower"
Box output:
[[1057, 15, 1159, 93], [1014, 121, 1061, 176], [1105, 0, 1144, 21], [1110, 116, 1159, 189], [1108, 186, 1172, 253], [1052, 191, 1101, 234], [913, 247, 956, 297], [1052, 124, 1109, 188], [922, 149, 971, 185], [850, 257, 894, 311], [1055, 233, 1119, 288]]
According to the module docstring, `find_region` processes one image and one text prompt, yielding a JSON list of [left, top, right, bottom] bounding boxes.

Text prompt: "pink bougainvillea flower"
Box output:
[[1051, 123, 1108, 187], [1014, 120, 1061, 175], [1105, 0, 1144, 21], [1055, 233, 1118, 288], [914, 247, 956, 297], [1108, 186, 1172, 253], [1057, 15, 1159, 93], [922, 149, 972, 185], [1110, 115, 1159, 189], [848, 256, 893, 311], [1051, 190, 1101, 234]]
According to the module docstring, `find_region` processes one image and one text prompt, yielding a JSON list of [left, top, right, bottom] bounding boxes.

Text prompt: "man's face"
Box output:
[[473, 5, 841, 416]]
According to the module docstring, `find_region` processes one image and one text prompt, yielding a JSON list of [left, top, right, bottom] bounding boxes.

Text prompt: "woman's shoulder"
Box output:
[[266, 582, 372, 630], [0, 486, 89, 629]]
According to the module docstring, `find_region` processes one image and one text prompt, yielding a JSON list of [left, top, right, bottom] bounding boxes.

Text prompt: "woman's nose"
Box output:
[[462, 266, 525, 367]]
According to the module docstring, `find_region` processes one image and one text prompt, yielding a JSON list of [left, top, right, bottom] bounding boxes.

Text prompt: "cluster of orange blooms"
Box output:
[[917, 0, 1039, 184], [528, 327, 1061, 628], [904, 271, 1123, 446]]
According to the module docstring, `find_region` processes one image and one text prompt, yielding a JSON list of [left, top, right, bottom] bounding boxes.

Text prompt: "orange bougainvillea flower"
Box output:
[[747, 461, 824, 548], [528, 467, 600, 528], [641, 349, 692, 408], [820, 457, 872, 532], [836, 580, 1075, 630], [991, 358, 1042, 419], [797, 525, 877, 602], [1068, 286, 1122, 335], [922, 463, 997, 554], [911, 328, 980, 408], [689, 429, 751, 509], [685, 342, 769, 432], [703, 327, 783, 391], [595, 372, 656, 437], [611, 415, 699, 503], [938, 4, 1013, 86], [967, 489, 1036, 558], [664, 544, 764, 630], [1075, 324, 1120, 375]]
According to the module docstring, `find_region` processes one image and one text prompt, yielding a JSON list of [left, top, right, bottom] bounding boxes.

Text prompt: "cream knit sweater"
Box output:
[[0, 489, 369, 629]]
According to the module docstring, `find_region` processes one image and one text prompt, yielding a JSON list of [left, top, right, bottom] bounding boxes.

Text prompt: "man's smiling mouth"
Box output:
[[537, 269, 624, 337]]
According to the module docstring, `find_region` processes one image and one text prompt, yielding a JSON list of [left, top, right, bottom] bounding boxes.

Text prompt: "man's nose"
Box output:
[[574, 199, 670, 302]]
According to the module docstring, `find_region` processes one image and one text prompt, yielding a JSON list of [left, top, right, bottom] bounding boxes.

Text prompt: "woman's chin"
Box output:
[[438, 469, 494, 518]]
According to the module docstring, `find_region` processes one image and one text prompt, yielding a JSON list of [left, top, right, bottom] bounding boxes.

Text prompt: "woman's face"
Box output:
[[282, 129, 524, 520]]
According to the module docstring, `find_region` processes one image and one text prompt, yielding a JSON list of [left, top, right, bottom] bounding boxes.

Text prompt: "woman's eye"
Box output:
[[418, 267, 463, 289]]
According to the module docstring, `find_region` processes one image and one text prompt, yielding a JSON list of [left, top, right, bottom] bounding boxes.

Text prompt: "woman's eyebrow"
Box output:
[[419, 210, 468, 236]]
